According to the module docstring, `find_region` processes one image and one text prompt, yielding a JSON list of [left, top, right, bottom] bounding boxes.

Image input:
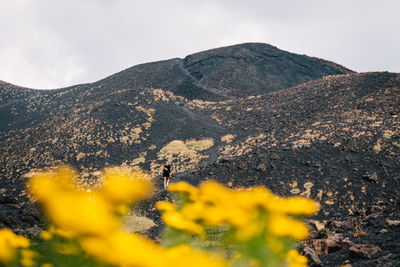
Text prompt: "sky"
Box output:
[[1, 0, 399, 89]]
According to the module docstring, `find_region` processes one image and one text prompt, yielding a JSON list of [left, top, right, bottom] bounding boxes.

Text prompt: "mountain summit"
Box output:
[[97, 42, 353, 100]]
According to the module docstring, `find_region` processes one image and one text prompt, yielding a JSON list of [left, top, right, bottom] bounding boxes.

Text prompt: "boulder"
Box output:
[[302, 246, 323, 267], [366, 205, 384, 217], [256, 163, 267, 172], [385, 219, 400, 227], [341, 237, 354, 249], [312, 233, 344, 254], [362, 172, 378, 183], [325, 233, 344, 253], [349, 244, 380, 259], [325, 219, 354, 232]]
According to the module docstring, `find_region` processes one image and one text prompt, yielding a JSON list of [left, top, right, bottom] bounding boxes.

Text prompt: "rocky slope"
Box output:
[[185, 72, 400, 266], [1, 43, 399, 266]]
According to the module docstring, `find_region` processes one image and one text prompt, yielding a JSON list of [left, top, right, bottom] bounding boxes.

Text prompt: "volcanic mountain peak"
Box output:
[[0, 43, 352, 102], [90, 42, 353, 100]]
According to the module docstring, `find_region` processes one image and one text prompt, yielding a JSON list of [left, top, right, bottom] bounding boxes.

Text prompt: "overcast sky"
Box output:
[[1, 0, 399, 89]]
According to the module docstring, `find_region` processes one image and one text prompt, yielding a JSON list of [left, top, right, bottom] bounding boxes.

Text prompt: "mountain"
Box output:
[[84, 42, 353, 100], [1, 43, 399, 266]]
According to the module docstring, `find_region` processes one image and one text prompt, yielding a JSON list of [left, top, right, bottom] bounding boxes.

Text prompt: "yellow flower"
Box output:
[[80, 232, 165, 267], [181, 202, 209, 222], [29, 166, 121, 237], [167, 181, 199, 200], [20, 249, 37, 267], [268, 214, 309, 240], [156, 201, 177, 212], [115, 204, 130, 216], [44, 191, 119, 236], [55, 243, 80, 255], [99, 167, 152, 204], [249, 258, 261, 266], [41, 231, 53, 241], [236, 187, 274, 209], [263, 196, 319, 216], [48, 225, 75, 239], [265, 236, 285, 255], [198, 181, 233, 204], [0, 229, 30, 263], [199, 206, 227, 226], [166, 244, 227, 267], [28, 165, 77, 202], [162, 211, 205, 237], [235, 221, 264, 241], [0, 238, 14, 262], [280, 197, 320, 216], [286, 249, 308, 267], [81, 233, 227, 267]]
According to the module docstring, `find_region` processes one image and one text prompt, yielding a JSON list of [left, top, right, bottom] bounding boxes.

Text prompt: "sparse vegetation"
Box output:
[[221, 134, 236, 144], [155, 138, 215, 174]]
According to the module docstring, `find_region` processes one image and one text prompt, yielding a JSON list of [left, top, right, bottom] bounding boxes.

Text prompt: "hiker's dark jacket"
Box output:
[[163, 165, 171, 177]]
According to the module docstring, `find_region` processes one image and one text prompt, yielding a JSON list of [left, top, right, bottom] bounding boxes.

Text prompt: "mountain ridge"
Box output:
[[1, 42, 353, 99]]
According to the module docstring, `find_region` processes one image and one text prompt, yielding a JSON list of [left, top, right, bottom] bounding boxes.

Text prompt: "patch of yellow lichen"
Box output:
[[152, 138, 214, 176], [221, 134, 236, 144]]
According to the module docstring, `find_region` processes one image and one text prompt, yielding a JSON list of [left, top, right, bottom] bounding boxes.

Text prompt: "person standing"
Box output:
[[163, 162, 171, 189]]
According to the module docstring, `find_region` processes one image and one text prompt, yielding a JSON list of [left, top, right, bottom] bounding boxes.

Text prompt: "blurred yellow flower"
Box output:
[[159, 179, 317, 244], [115, 204, 130, 216], [55, 243, 80, 255], [286, 249, 308, 267], [0, 228, 30, 263], [166, 244, 227, 267], [265, 236, 285, 255], [168, 181, 199, 200], [180, 202, 205, 221], [235, 221, 264, 241], [80, 232, 164, 267], [263, 195, 319, 216], [41, 231, 53, 241], [199, 181, 233, 204], [236, 187, 273, 208], [268, 214, 309, 240], [24, 165, 318, 267], [48, 225, 75, 239], [156, 201, 177, 212], [99, 167, 152, 204], [45, 191, 119, 236], [20, 249, 37, 267], [28, 165, 77, 202], [280, 197, 320, 216], [162, 211, 205, 237], [28, 166, 155, 237]]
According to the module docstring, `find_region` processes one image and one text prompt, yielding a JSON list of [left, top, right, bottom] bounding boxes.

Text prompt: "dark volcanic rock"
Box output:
[[302, 246, 323, 267], [349, 244, 380, 259], [386, 219, 400, 227], [362, 172, 378, 183], [182, 43, 352, 97]]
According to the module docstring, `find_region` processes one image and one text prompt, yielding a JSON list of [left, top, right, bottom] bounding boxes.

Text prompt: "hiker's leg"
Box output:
[[167, 177, 170, 186], [164, 177, 167, 188]]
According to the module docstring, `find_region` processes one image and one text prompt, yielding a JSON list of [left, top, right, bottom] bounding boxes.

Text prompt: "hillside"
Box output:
[[185, 72, 400, 265], [1, 43, 399, 266]]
